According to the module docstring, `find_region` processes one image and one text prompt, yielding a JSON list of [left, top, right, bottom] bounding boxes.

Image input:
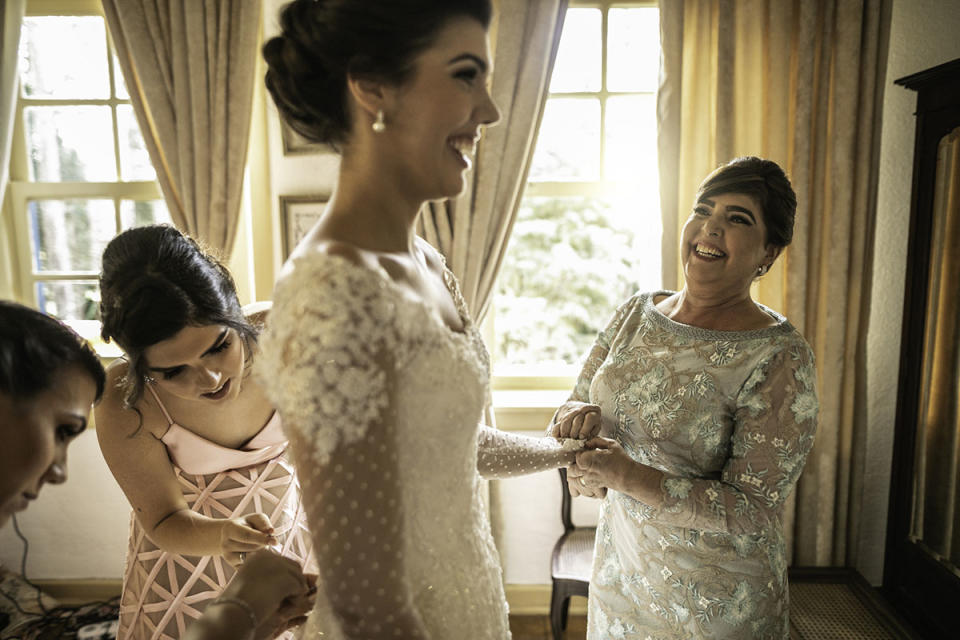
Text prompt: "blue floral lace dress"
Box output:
[[575, 292, 818, 640]]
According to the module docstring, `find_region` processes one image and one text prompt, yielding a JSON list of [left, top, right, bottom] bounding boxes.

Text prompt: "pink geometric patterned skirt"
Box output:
[[117, 454, 315, 639]]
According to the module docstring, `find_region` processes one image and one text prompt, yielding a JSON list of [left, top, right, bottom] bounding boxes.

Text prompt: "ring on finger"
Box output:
[[238, 551, 247, 563], [578, 476, 587, 487]]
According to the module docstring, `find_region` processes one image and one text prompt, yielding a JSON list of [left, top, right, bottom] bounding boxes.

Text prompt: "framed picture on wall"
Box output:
[[281, 121, 329, 155], [280, 195, 328, 258]]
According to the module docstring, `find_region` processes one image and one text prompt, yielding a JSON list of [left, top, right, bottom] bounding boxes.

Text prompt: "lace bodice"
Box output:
[[259, 250, 579, 639]]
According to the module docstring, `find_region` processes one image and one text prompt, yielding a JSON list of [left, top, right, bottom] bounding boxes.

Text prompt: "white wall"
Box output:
[[858, 0, 960, 585]]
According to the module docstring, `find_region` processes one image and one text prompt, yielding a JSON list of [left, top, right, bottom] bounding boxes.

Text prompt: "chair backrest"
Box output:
[[558, 467, 574, 533]]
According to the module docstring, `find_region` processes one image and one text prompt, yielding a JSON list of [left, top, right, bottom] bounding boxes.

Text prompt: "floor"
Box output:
[[509, 575, 923, 640]]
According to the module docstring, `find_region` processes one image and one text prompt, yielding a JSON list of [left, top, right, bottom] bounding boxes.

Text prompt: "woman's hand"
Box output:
[[574, 437, 637, 494], [550, 401, 602, 439], [565, 465, 607, 499], [220, 513, 277, 567], [219, 549, 315, 640]]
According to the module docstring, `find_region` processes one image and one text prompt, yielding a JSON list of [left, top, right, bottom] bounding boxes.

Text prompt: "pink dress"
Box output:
[[117, 386, 315, 640]]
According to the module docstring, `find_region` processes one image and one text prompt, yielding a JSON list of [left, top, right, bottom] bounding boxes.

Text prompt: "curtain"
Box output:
[[102, 0, 261, 257], [417, 0, 568, 324], [912, 127, 960, 568], [0, 0, 24, 205], [659, 0, 891, 566]]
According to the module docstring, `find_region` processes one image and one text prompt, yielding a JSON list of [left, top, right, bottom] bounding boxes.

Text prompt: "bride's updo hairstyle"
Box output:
[[99, 225, 259, 409], [263, 0, 493, 150]]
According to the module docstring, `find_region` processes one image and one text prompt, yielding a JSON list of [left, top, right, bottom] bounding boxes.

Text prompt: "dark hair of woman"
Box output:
[[0, 301, 106, 402], [263, 0, 494, 150], [99, 225, 258, 409], [696, 156, 798, 248]]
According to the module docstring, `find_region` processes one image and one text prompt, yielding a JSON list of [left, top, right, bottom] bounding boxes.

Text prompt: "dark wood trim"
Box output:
[[883, 57, 960, 640]]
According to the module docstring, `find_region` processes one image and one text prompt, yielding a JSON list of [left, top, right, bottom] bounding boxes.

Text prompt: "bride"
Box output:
[[258, 1, 589, 637]]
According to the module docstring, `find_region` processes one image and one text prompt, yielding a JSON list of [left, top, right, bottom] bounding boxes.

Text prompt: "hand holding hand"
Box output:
[[574, 437, 636, 494], [220, 513, 277, 567], [220, 549, 316, 640], [550, 402, 602, 439], [565, 465, 607, 499]]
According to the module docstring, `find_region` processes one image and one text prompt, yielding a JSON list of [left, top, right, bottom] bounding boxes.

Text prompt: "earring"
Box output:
[[372, 109, 385, 133], [756, 264, 769, 276]]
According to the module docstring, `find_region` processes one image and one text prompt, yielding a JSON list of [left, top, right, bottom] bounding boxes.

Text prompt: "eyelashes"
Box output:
[[160, 338, 233, 380]]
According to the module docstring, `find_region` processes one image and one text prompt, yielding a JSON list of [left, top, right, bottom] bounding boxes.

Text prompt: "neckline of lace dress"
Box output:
[[295, 249, 474, 339], [642, 290, 793, 342]]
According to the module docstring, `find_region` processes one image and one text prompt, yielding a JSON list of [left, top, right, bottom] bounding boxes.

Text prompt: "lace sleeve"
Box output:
[[649, 340, 819, 535], [477, 427, 584, 478], [258, 254, 428, 638]]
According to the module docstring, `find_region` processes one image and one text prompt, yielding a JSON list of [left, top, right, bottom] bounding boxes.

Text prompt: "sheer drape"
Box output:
[[913, 128, 960, 568], [102, 0, 261, 257], [0, 0, 25, 297], [0, 0, 24, 205], [417, 0, 568, 323], [658, 0, 891, 566]]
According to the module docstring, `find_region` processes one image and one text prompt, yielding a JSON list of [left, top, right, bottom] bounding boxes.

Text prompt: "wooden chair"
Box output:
[[549, 467, 597, 639]]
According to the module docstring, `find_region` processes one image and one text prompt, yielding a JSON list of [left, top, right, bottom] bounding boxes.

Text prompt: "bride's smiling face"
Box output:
[[143, 325, 246, 403], [374, 16, 501, 201]]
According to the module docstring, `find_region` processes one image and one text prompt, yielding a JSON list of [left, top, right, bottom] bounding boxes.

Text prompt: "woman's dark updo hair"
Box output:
[[99, 225, 258, 408], [0, 301, 105, 403], [263, 0, 493, 150], [696, 156, 798, 248]]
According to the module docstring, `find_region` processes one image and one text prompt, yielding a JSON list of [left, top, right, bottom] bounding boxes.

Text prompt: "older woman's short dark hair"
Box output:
[[0, 301, 105, 402], [263, 0, 493, 150], [696, 156, 797, 248]]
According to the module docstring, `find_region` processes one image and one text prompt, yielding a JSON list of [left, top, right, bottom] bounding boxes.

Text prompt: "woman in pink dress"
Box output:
[[95, 225, 315, 640]]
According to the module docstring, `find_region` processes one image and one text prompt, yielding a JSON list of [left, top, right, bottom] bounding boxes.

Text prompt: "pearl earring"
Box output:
[[757, 264, 769, 276], [372, 109, 385, 133]]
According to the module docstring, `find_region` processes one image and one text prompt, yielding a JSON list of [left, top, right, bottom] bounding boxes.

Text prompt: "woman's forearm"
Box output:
[[147, 509, 226, 556], [617, 462, 665, 508]]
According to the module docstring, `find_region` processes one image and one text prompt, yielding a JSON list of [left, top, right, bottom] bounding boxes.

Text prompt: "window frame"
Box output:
[[8, 0, 162, 337], [489, 0, 659, 399]]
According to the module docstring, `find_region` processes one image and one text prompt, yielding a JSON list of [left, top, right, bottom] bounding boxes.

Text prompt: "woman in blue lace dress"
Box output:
[[553, 157, 819, 639]]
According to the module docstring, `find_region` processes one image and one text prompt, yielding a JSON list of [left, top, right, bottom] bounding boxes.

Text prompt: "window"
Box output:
[[7, 1, 169, 348], [492, 2, 661, 379]]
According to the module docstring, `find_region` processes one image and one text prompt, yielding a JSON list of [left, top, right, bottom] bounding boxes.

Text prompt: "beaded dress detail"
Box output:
[[259, 250, 582, 639], [117, 394, 316, 640]]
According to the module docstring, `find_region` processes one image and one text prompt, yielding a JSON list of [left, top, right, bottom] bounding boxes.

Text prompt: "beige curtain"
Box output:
[[102, 0, 261, 257], [0, 0, 24, 205], [659, 0, 891, 566], [417, 0, 568, 323], [912, 128, 960, 568]]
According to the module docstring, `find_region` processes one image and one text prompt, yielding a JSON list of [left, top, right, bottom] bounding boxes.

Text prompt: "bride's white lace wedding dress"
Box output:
[[259, 249, 581, 639]]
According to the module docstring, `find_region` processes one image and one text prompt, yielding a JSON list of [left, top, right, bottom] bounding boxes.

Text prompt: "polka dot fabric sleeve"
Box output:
[[476, 426, 583, 479], [259, 255, 428, 638]]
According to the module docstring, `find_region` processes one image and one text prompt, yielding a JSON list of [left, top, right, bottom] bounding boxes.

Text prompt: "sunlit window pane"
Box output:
[[117, 106, 155, 181], [121, 199, 171, 228], [549, 8, 601, 92], [36, 280, 101, 322], [29, 199, 116, 272], [25, 106, 117, 182], [529, 98, 600, 181], [19, 17, 109, 99], [495, 196, 652, 369], [608, 8, 660, 92], [605, 95, 658, 191], [113, 54, 129, 99]]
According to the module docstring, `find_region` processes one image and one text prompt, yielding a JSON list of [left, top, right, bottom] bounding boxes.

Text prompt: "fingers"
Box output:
[[554, 403, 601, 439], [244, 512, 275, 534]]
